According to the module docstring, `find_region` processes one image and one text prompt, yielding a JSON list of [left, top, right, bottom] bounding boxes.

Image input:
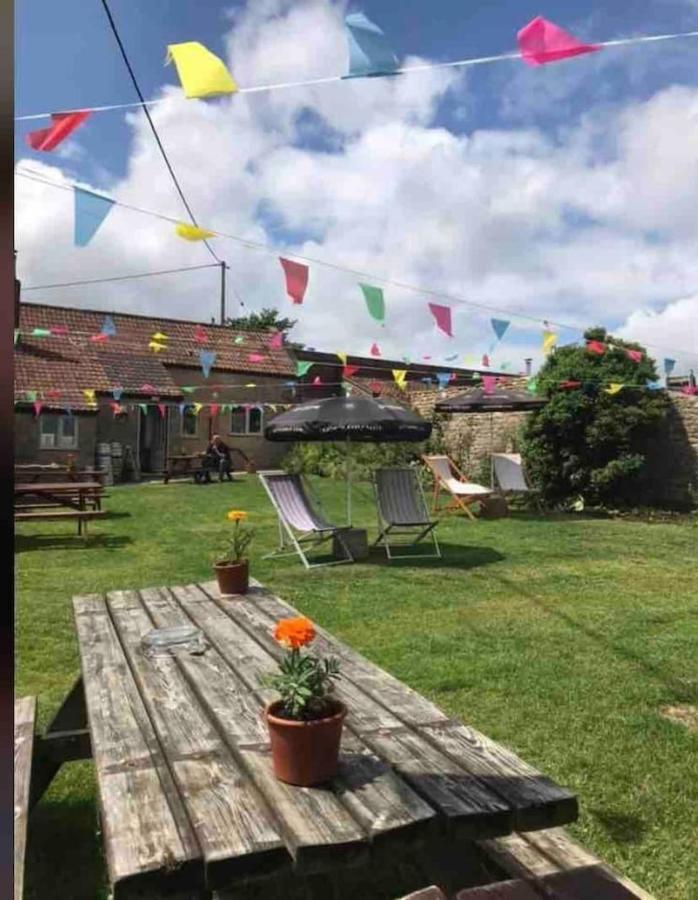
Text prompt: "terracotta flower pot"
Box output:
[[213, 560, 249, 596], [265, 699, 347, 786]]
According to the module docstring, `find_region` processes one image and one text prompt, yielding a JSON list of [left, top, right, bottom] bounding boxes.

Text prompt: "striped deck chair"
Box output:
[[373, 468, 441, 560], [258, 471, 353, 569], [422, 455, 491, 520], [492, 453, 541, 508]]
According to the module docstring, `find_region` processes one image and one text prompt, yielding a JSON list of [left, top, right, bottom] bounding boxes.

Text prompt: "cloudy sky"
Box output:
[[14, 0, 698, 374]]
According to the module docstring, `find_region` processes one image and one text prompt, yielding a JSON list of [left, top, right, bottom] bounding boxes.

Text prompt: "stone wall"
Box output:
[[14, 410, 98, 469], [410, 386, 698, 507]]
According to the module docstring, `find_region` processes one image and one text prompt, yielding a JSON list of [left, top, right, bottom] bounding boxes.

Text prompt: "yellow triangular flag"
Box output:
[[193, 403, 203, 415], [542, 331, 558, 354], [337, 352, 347, 365], [82, 389, 97, 406], [175, 223, 216, 242], [392, 369, 407, 390], [166, 42, 238, 99], [152, 332, 168, 341], [149, 341, 166, 353], [605, 383, 623, 395]]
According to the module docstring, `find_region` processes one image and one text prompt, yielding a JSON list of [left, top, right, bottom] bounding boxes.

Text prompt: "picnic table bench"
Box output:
[[14, 481, 107, 536], [164, 448, 254, 483], [29, 579, 583, 898]]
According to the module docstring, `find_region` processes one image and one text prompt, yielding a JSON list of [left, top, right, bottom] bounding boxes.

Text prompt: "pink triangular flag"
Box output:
[[268, 332, 283, 349], [626, 349, 643, 363], [483, 375, 497, 394], [33, 400, 43, 416], [587, 340, 606, 355], [370, 342, 381, 357], [194, 325, 208, 344], [210, 403, 220, 417], [482, 354, 490, 367], [343, 364, 360, 378], [517, 16, 600, 67], [369, 380, 382, 395], [279, 258, 309, 305], [90, 332, 109, 343], [428, 303, 453, 337], [312, 376, 322, 385], [157, 403, 166, 418], [141, 383, 157, 394], [50, 326, 69, 335], [248, 353, 265, 363]]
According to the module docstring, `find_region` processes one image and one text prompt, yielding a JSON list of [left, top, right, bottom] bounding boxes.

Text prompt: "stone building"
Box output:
[[14, 302, 297, 477]]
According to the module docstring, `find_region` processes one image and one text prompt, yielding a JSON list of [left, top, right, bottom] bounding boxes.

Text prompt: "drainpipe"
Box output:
[[524, 358, 532, 377]]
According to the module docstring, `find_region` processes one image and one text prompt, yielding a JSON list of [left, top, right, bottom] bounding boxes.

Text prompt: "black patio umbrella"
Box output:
[[434, 386, 547, 486], [265, 395, 432, 521]]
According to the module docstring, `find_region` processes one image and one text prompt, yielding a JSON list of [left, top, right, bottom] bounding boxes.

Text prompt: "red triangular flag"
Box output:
[[210, 403, 220, 417], [157, 403, 166, 418], [26, 111, 91, 152], [312, 376, 322, 385], [90, 332, 109, 343], [482, 354, 490, 367], [45, 389, 61, 399], [268, 331, 283, 349], [369, 380, 382, 395], [428, 303, 453, 337], [50, 326, 69, 335], [517, 17, 600, 67], [342, 364, 360, 379], [586, 340, 606, 355], [626, 349, 643, 363], [279, 258, 309, 305], [194, 325, 208, 344], [370, 342, 381, 357], [483, 375, 497, 395]]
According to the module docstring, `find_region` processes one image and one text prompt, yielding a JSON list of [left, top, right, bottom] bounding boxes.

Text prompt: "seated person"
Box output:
[[204, 434, 233, 482]]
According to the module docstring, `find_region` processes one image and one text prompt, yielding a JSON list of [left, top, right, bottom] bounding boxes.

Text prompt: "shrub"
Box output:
[[520, 328, 670, 508], [284, 440, 425, 481]]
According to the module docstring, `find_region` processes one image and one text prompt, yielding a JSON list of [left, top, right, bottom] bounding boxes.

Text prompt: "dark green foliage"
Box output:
[[225, 307, 297, 333], [266, 650, 341, 719], [521, 328, 670, 508], [284, 440, 425, 481]]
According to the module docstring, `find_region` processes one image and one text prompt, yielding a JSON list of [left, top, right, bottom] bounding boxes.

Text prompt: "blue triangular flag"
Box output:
[[436, 372, 451, 388], [199, 350, 216, 378], [421, 377, 433, 385], [647, 381, 663, 390], [491, 318, 510, 342], [177, 402, 186, 415], [101, 315, 116, 337], [74, 187, 115, 247], [664, 358, 676, 376], [444, 354, 458, 362], [344, 12, 399, 78], [65, 406, 73, 417], [111, 386, 123, 401]]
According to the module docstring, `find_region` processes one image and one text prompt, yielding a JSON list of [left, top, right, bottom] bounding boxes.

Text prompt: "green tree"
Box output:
[[225, 308, 297, 333], [520, 327, 670, 508]]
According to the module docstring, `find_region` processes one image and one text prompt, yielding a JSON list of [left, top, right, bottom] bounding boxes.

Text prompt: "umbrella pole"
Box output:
[[490, 413, 494, 489], [346, 438, 352, 526]]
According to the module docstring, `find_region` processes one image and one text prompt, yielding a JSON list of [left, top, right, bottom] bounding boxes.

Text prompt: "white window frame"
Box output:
[[180, 407, 199, 438], [228, 406, 264, 436], [39, 414, 79, 450]]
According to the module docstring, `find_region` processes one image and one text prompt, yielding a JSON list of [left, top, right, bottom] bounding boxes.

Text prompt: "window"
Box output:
[[39, 415, 78, 449], [181, 408, 198, 437], [229, 406, 263, 435]]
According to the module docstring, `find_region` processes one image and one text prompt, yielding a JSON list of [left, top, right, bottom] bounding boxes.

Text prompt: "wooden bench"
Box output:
[[15, 697, 36, 900], [14, 509, 106, 536], [396, 827, 656, 899]]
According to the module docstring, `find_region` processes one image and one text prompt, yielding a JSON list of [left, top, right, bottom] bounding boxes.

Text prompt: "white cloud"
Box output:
[[14, 0, 698, 374], [616, 294, 698, 374]]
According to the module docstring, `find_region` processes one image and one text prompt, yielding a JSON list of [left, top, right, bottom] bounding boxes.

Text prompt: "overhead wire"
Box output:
[[21, 263, 220, 291]]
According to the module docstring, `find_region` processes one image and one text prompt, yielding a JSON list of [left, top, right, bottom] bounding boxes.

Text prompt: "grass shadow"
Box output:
[[589, 808, 647, 845], [365, 543, 505, 570], [14, 534, 133, 553]]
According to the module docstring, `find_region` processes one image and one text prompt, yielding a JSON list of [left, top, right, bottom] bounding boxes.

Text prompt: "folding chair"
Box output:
[[258, 470, 354, 570], [492, 453, 541, 509], [422, 455, 491, 521], [373, 467, 441, 560]]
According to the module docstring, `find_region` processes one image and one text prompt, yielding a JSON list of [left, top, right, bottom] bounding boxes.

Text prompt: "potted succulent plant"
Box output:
[[213, 510, 253, 596], [265, 617, 345, 786]]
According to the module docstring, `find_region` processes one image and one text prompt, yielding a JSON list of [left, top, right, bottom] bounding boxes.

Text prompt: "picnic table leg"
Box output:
[[30, 676, 91, 809]]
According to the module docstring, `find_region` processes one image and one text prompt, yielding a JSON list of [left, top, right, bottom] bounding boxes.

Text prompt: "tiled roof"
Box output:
[[15, 346, 107, 411], [18, 303, 295, 377]]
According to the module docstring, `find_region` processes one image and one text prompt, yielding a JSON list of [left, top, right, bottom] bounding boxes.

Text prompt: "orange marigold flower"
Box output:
[[274, 617, 316, 649], [227, 510, 248, 522]]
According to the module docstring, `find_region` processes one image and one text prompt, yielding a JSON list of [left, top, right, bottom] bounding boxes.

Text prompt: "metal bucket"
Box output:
[[96, 452, 113, 486]]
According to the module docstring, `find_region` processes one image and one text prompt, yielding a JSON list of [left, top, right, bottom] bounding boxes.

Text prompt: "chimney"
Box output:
[[524, 358, 532, 377]]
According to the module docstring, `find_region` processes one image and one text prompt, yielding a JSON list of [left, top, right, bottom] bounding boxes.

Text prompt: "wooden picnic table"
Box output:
[[46, 579, 578, 898], [15, 465, 104, 484], [14, 481, 104, 509], [163, 453, 205, 483]]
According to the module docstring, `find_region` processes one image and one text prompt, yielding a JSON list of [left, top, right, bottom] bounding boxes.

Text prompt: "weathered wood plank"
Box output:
[[204, 579, 449, 729], [455, 881, 542, 899], [164, 585, 407, 867], [106, 590, 290, 889], [478, 829, 656, 900], [15, 696, 36, 900], [420, 723, 578, 832], [361, 727, 513, 841], [73, 595, 203, 897], [200, 583, 408, 735]]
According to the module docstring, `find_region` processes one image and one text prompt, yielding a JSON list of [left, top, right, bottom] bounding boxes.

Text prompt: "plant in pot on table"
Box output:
[[265, 617, 345, 786], [214, 510, 253, 596]]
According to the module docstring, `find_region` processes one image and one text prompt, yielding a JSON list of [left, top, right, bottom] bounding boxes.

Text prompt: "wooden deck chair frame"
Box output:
[[372, 467, 441, 560], [422, 454, 489, 521], [258, 470, 354, 570]]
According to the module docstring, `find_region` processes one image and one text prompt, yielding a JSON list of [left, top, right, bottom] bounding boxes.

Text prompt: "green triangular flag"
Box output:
[[181, 386, 196, 394], [296, 361, 313, 377], [359, 284, 385, 323], [139, 403, 148, 414], [31, 328, 51, 338], [233, 335, 245, 344], [14, 329, 20, 345], [526, 378, 538, 394]]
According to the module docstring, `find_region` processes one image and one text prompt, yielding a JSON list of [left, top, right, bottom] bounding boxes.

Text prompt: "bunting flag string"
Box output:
[[17, 28, 698, 122]]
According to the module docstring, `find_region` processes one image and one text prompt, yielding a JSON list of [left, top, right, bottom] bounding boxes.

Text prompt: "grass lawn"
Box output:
[[15, 475, 698, 900]]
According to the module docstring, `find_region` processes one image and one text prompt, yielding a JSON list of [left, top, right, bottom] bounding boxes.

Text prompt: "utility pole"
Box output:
[[219, 261, 227, 325]]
